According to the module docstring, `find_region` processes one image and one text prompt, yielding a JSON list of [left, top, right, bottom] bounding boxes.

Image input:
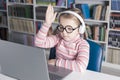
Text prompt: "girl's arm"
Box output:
[[35, 23, 58, 48], [56, 41, 89, 72], [34, 4, 58, 48]]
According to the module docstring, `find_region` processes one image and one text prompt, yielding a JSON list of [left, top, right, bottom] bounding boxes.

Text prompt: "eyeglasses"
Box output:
[[57, 24, 79, 33]]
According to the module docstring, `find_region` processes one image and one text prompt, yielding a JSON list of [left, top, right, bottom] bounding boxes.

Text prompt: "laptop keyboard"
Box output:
[[49, 72, 63, 80]]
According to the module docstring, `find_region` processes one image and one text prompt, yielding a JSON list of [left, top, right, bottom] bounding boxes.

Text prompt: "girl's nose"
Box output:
[[62, 30, 68, 36]]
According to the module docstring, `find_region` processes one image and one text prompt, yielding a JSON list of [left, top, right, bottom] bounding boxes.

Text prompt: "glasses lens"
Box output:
[[57, 25, 64, 32], [65, 26, 73, 33]]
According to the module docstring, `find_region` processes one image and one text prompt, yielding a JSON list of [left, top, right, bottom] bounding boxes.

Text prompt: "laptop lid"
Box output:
[[0, 40, 50, 80]]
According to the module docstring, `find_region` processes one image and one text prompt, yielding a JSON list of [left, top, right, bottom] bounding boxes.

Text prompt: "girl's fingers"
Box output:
[[51, 5, 54, 13], [46, 5, 50, 14], [53, 12, 57, 21], [50, 4, 53, 13], [49, 5, 53, 16], [47, 4, 51, 13], [45, 4, 56, 24]]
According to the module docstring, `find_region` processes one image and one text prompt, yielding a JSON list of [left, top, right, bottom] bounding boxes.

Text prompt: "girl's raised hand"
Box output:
[[45, 4, 57, 26]]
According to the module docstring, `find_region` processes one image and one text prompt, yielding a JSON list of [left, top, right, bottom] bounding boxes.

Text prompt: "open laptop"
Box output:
[[0, 40, 71, 80]]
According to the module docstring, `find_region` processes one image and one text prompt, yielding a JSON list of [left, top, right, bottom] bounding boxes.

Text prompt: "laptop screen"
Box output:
[[0, 40, 50, 80]]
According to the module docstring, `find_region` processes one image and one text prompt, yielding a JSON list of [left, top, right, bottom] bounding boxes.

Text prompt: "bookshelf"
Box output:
[[7, 0, 75, 46], [75, 0, 109, 62], [106, 0, 120, 70], [6, 0, 120, 76], [7, 0, 34, 46], [0, 0, 8, 40], [75, 0, 120, 76]]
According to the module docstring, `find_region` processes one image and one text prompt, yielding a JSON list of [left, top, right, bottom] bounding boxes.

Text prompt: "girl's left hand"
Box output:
[[48, 59, 56, 66], [45, 4, 57, 26]]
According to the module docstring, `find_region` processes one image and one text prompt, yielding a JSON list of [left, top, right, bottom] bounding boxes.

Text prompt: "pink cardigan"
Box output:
[[35, 23, 89, 72]]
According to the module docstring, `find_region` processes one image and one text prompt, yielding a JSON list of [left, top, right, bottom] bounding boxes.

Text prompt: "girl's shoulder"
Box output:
[[76, 38, 89, 46]]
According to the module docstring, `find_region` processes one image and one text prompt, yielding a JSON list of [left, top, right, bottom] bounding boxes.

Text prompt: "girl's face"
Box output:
[[59, 17, 79, 41]]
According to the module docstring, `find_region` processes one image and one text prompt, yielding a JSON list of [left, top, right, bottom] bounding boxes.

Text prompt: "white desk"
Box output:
[[0, 74, 17, 80], [63, 70, 120, 80]]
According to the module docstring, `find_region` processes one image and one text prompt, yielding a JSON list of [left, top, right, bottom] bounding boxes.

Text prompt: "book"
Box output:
[[75, 4, 81, 10], [36, 0, 56, 6], [0, 0, 6, 10], [36, 21, 42, 33], [26, 0, 33, 3], [99, 25, 106, 41], [8, 5, 33, 18], [81, 4, 90, 19], [56, 0, 65, 6], [9, 32, 34, 46], [100, 5, 107, 20], [105, 5, 109, 21], [110, 13, 120, 29], [67, 0, 74, 8], [86, 25, 92, 39], [28, 20, 34, 33], [0, 12, 7, 27], [111, 0, 120, 10], [108, 31, 120, 48], [36, 6, 47, 20], [25, 6, 32, 18], [107, 49, 113, 63], [92, 5, 97, 19], [0, 27, 8, 40], [112, 49, 120, 64], [94, 5, 102, 20]]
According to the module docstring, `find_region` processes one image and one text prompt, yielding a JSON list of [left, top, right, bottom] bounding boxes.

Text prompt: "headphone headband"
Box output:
[[57, 11, 86, 34]]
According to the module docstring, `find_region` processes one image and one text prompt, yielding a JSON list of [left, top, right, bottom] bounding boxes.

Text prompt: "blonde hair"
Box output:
[[59, 8, 84, 26]]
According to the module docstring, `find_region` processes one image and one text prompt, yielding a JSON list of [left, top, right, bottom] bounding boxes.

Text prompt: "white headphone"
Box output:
[[57, 11, 86, 34]]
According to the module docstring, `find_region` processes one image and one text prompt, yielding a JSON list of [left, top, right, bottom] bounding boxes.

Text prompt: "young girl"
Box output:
[[35, 4, 89, 72]]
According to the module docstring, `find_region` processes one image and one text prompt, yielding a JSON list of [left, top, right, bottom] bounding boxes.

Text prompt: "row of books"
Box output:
[[56, 0, 66, 7], [0, 12, 7, 27], [36, 6, 65, 20], [0, 0, 6, 10], [75, 4, 90, 19], [0, 27, 8, 40], [9, 18, 34, 33], [9, 0, 33, 3], [108, 31, 120, 48], [36, 0, 56, 6], [85, 25, 107, 41], [8, 5, 33, 18], [93, 5, 109, 21], [75, 4, 109, 20], [8, 0, 74, 7], [107, 48, 120, 65], [110, 13, 120, 29], [9, 32, 34, 46], [36, 6, 46, 20], [111, 0, 120, 10], [36, 0, 74, 8]]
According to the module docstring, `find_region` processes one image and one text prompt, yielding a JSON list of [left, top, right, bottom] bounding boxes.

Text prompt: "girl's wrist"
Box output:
[[44, 22, 52, 27]]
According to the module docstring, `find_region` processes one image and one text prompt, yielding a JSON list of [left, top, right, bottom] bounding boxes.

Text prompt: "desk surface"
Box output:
[[62, 70, 120, 80], [0, 73, 17, 80], [1, 70, 120, 80]]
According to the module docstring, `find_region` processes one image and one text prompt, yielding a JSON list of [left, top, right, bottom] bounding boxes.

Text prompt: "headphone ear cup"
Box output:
[[79, 25, 84, 34], [79, 25, 86, 34]]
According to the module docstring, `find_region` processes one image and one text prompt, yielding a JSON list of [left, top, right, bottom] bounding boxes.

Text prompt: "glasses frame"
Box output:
[[57, 24, 79, 33]]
